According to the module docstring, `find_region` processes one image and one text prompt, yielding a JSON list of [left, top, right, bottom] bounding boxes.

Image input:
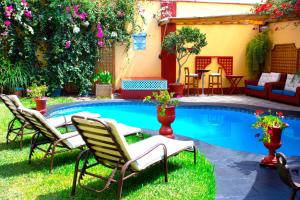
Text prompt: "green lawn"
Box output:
[[0, 97, 216, 200]]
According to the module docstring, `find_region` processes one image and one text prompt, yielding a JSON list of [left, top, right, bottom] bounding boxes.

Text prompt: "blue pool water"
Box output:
[[49, 102, 300, 156]]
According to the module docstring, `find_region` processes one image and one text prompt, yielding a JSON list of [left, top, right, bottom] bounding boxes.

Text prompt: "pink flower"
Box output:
[[26, 89, 32, 93], [6, 5, 13, 12], [4, 20, 11, 27], [267, 129, 273, 134], [21, 0, 28, 7], [24, 10, 32, 20], [65, 41, 71, 49], [66, 6, 71, 12], [97, 40, 105, 47], [72, 5, 80, 17], [96, 23, 104, 38], [1, 31, 8, 36], [117, 10, 125, 18], [79, 12, 88, 21]]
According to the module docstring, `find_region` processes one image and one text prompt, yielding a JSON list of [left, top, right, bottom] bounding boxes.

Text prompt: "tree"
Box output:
[[162, 26, 207, 84]]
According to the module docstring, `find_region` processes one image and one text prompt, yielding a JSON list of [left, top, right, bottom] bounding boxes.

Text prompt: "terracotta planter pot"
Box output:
[[157, 105, 175, 139], [260, 127, 283, 167], [96, 84, 112, 98], [34, 97, 47, 114], [169, 83, 184, 97]]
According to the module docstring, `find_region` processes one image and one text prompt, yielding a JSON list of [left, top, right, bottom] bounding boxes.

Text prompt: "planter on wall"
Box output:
[[169, 83, 184, 97], [96, 84, 112, 98]]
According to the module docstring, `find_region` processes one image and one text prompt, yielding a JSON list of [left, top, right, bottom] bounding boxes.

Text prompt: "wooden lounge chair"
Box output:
[[71, 116, 196, 200], [17, 108, 143, 172], [0, 94, 100, 149], [276, 153, 300, 200]]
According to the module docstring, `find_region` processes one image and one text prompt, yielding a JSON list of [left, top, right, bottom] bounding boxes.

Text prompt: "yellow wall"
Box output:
[[268, 20, 300, 48], [177, 24, 259, 87], [177, 2, 254, 17], [114, 1, 161, 89]]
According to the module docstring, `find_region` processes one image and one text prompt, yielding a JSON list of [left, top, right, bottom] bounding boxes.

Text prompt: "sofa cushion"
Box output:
[[284, 74, 300, 92], [270, 72, 281, 82], [282, 90, 296, 97], [257, 73, 270, 86], [246, 85, 265, 91], [272, 89, 283, 95]]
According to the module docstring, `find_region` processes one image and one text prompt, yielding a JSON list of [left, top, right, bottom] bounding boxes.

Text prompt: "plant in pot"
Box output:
[[246, 31, 272, 79], [252, 109, 289, 167], [92, 70, 113, 98], [0, 58, 30, 96], [27, 83, 48, 114], [162, 26, 207, 97], [144, 90, 179, 139]]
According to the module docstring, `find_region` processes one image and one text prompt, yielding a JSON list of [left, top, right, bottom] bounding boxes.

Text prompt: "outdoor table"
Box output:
[[196, 69, 211, 96], [226, 75, 244, 94]]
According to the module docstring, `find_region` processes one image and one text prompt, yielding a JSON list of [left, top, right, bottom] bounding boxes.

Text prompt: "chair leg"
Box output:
[[193, 146, 197, 165], [29, 133, 39, 164], [164, 152, 168, 183], [6, 118, 16, 144], [117, 165, 129, 200], [71, 149, 89, 196], [289, 189, 297, 200], [49, 142, 58, 173]]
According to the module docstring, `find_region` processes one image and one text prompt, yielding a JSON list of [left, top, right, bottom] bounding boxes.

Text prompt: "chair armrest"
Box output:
[[265, 82, 284, 90], [55, 132, 80, 145], [245, 80, 258, 86]]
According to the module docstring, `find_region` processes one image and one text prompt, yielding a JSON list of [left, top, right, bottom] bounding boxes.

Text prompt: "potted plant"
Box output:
[[92, 70, 113, 98], [252, 109, 289, 167], [162, 26, 207, 96], [27, 84, 48, 114], [246, 31, 272, 79], [144, 90, 179, 138]]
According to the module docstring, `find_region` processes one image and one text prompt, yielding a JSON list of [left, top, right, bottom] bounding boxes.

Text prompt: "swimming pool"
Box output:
[[49, 102, 300, 156]]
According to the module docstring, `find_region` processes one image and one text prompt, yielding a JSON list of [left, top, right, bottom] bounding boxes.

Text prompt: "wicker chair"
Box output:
[[71, 116, 196, 199]]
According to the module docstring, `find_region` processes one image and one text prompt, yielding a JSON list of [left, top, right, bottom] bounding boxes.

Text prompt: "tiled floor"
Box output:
[[179, 95, 300, 112]]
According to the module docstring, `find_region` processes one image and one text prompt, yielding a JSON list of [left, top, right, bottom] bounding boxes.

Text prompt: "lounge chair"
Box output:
[[276, 153, 300, 200], [17, 108, 143, 172], [0, 94, 100, 149], [71, 116, 196, 200]]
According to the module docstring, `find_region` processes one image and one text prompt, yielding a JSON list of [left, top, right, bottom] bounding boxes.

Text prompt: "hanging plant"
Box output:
[[246, 31, 272, 78]]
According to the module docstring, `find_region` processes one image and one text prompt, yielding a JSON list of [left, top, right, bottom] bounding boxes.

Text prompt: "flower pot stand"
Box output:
[[260, 128, 282, 167], [157, 106, 175, 139]]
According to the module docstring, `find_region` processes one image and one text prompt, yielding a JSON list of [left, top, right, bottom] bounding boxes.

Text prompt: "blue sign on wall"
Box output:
[[133, 33, 146, 50]]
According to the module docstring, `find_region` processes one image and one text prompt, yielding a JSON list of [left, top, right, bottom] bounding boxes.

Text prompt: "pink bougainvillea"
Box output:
[[4, 20, 11, 26], [65, 41, 71, 49]]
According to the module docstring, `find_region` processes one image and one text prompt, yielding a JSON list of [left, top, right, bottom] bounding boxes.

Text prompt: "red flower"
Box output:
[[267, 129, 273, 134], [276, 112, 283, 117], [255, 109, 264, 115]]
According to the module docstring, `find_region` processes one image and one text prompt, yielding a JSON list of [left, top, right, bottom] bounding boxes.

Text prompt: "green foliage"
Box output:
[[0, 0, 143, 95], [246, 31, 272, 78], [27, 83, 47, 98], [0, 56, 30, 92], [162, 27, 207, 83], [144, 90, 179, 116], [252, 109, 288, 143], [92, 70, 112, 84]]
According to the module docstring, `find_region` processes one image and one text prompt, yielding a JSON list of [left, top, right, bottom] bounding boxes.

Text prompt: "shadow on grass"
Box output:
[[37, 161, 183, 200], [0, 137, 32, 152], [0, 150, 81, 178]]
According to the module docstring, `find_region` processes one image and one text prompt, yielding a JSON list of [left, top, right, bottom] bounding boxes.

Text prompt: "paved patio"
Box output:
[[146, 95, 300, 200]]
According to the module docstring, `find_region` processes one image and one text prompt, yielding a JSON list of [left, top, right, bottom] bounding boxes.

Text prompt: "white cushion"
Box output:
[[61, 131, 85, 148], [48, 112, 101, 127], [101, 118, 142, 136], [258, 72, 280, 86], [7, 95, 24, 107], [188, 73, 199, 77], [258, 73, 270, 86], [269, 72, 281, 82], [210, 73, 221, 76], [284, 74, 300, 92], [128, 135, 194, 171]]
